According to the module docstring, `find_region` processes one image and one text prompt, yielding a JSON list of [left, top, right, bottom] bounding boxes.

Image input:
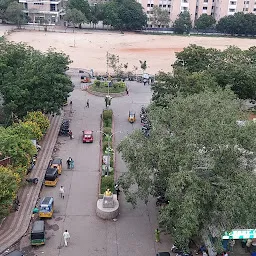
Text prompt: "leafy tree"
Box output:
[[173, 11, 192, 34], [139, 60, 147, 74], [64, 8, 87, 30], [151, 69, 219, 105], [102, 0, 147, 31], [194, 14, 216, 31], [0, 41, 73, 118], [90, 3, 104, 28], [150, 6, 170, 27], [5, 1, 25, 28], [0, 0, 14, 20], [216, 12, 256, 35], [0, 127, 36, 167], [24, 111, 50, 134], [67, 0, 91, 21], [0, 166, 18, 218], [173, 45, 256, 100], [7, 121, 43, 140], [118, 88, 256, 249]]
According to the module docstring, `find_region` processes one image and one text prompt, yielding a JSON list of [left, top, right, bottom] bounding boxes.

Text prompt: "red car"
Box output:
[[82, 130, 93, 143]]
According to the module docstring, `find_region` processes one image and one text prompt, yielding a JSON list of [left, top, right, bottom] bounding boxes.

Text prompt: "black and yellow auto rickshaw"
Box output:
[[44, 167, 58, 187], [39, 197, 54, 218], [128, 111, 136, 123], [31, 220, 45, 246], [49, 158, 62, 175]]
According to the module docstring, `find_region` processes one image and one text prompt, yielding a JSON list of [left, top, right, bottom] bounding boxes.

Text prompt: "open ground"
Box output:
[[3, 27, 256, 74]]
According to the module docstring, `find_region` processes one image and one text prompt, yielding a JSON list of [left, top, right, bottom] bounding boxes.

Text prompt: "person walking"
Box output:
[[155, 228, 160, 242], [67, 157, 72, 169], [60, 186, 65, 199], [70, 159, 74, 170], [63, 230, 70, 247], [126, 87, 129, 95], [86, 99, 90, 108]]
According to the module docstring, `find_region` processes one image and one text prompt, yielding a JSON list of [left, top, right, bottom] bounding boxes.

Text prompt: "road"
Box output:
[[17, 76, 170, 256]]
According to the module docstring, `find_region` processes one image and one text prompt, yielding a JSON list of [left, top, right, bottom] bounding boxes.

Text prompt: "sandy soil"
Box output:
[[6, 29, 256, 74]]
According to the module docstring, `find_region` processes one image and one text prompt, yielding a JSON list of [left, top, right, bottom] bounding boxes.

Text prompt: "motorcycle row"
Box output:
[[140, 106, 151, 137], [59, 119, 70, 136]]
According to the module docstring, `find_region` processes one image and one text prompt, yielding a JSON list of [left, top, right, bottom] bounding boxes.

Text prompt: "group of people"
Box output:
[[67, 157, 74, 169]]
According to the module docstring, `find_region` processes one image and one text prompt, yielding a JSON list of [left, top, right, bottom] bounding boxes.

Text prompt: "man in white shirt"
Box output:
[[60, 186, 65, 199], [63, 230, 70, 246]]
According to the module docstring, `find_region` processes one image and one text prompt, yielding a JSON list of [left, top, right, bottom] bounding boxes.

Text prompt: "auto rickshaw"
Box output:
[[128, 111, 136, 123], [44, 167, 58, 187], [31, 220, 45, 245], [49, 158, 62, 175], [81, 76, 91, 83], [39, 197, 54, 218]]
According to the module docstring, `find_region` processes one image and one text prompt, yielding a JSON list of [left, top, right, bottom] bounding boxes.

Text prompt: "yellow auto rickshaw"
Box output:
[[128, 111, 136, 123], [39, 197, 54, 218], [49, 158, 62, 175], [44, 167, 58, 187]]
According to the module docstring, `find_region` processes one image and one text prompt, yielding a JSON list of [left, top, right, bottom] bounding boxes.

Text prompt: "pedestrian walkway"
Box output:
[[0, 114, 62, 254]]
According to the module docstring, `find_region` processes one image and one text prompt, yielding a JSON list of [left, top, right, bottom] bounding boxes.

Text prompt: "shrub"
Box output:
[[116, 81, 126, 88], [103, 127, 112, 135], [103, 109, 113, 120], [104, 119, 112, 128], [101, 175, 114, 194], [103, 140, 112, 151], [94, 80, 100, 87]]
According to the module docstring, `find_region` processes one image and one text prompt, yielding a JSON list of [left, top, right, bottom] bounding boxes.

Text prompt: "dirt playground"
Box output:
[[4, 28, 256, 74]]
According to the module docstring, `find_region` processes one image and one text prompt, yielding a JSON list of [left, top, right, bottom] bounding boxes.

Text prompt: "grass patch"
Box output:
[[91, 80, 126, 94], [101, 174, 115, 194]]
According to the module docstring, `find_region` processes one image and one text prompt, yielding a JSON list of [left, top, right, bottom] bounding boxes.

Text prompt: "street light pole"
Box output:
[[97, 131, 121, 176]]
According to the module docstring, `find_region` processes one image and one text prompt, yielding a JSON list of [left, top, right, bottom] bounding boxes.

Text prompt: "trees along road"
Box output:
[[18, 76, 170, 256]]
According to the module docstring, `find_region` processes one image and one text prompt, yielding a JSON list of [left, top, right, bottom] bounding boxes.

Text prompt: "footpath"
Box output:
[[0, 114, 62, 255]]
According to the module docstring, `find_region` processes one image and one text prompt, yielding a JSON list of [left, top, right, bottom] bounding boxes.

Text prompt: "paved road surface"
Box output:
[[17, 79, 170, 256]]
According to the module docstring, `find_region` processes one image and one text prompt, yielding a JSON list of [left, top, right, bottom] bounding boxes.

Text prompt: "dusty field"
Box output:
[[5, 29, 256, 74]]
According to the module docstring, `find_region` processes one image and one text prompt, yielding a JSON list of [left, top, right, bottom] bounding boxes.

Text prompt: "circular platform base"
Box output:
[[96, 199, 119, 220]]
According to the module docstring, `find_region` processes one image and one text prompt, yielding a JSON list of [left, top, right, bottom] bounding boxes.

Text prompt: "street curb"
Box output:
[[0, 114, 63, 254], [86, 86, 127, 98]]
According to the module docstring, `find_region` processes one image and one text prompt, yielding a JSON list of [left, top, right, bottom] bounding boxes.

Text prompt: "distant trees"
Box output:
[[102, 0, 147, 31], [216, 12, 256, 35], [150, 6, 170, 27], [173, 11, 192, 34], [194, 14, 216, 31], [64, 8, 87, 30]]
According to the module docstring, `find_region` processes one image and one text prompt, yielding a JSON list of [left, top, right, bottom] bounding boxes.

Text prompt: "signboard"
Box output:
[[222, 229, 256, 240]]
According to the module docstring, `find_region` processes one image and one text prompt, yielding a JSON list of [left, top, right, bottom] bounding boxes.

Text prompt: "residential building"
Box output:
[[139, 0, 256, 27], [19, 0, 66, 24]]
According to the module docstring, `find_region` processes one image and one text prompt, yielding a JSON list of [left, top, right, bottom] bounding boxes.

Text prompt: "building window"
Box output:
[[254, 7, 256, 10], [183, 0, 188, 2], [204, 0, 208, 2], [147, 3, 150, 6], [168, 4, 171, 7], [50, 4, 56, 11], [243, 7, 248, 10], [244, 1, 249, 3], [24, 2, 28, 9], [168, 11, 170, 14], [203, 6, 207, 9], [146, 11, 150, 13], [229, 8, 235, 11], [230, 1, 236, 4], [159, 4, 162, 7], [151, 4, 154, 7], [163, 4, 166, 7], [182, 6, 188, 10], [34, 3, 44, 5]]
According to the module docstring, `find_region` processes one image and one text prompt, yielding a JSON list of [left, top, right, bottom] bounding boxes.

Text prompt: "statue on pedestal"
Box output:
[[103, 189, 114, 208]]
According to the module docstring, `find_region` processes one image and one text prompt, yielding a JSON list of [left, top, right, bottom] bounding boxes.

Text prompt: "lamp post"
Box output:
[[97, 131, 122, 176]]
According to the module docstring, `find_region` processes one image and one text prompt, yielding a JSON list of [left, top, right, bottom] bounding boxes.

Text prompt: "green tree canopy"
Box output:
[[216, 12, 256, 35], [67, 0, 91, 21], [173, 44, 256, 100], [5, 1, 25, 28], [0, 166, 18, 218], [0, 41, 73, 118], [102, 0, 147, 31], [173, 11, 192, 34], [118, 88, 256, 249], [150, 6, 170, 27], [64, 8, 87, 29], [194, 14, 216, 31]]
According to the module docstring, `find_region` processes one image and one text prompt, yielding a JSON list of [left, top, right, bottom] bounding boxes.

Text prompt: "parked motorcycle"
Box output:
[[26, 178, 39, 184]]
